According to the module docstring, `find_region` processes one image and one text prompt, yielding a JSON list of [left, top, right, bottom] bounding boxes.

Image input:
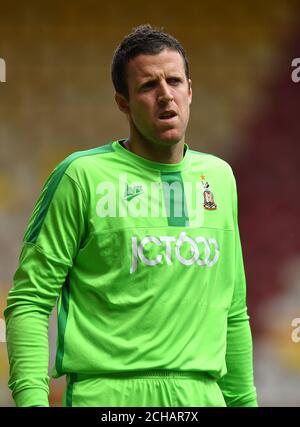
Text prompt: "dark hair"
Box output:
[[111, 24, 190, 99]]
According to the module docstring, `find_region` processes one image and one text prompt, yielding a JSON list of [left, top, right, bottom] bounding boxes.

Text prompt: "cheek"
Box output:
[[177, 98, 189, 118], [131, 101, 153, 124], [182, 97, 191, 115]]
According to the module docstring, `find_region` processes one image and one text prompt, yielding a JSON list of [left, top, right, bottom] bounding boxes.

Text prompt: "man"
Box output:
[[5, 24, 257, 407]]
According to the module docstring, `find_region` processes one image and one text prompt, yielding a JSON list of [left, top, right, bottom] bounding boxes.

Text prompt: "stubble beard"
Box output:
[[130, 117, 186, 148]]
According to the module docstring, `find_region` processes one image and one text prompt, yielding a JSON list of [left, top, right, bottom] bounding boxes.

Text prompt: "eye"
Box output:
[[167, 77, 182, 85], [140, 80, 156, 91]]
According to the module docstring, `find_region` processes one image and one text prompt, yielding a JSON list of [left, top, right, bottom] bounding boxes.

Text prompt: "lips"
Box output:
[[158, 110, 177, 119]]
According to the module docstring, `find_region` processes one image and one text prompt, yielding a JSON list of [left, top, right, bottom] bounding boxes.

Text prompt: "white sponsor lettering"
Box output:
[[138, 236, 163, 266], [130, 232, 219, 273], [160, 236, 176, 265]]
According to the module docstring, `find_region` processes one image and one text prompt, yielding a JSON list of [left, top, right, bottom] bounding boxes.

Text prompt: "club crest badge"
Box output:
[[200, 175, 217, 210]]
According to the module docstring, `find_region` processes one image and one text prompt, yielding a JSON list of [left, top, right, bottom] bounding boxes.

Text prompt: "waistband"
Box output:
[[67, 370, 214, 383]]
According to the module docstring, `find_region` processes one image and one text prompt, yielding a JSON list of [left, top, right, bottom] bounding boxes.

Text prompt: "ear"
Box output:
[[115, 92, 130, 115], [188, 79, 192, 105]]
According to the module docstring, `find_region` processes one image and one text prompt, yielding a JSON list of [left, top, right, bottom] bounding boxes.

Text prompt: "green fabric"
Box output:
[[63, 371, 227, 407], [14, 388, 49, 407], [5, 139, 257, 407], [160, 171, 189, 226]]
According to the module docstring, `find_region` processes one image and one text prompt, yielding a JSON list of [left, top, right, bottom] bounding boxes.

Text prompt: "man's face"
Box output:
[[118, 48, 192, 147]]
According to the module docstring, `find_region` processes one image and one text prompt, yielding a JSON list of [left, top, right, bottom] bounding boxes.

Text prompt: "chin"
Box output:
[[156, 132, 183, 146]]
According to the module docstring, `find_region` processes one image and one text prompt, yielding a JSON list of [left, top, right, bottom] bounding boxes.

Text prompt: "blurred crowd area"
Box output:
[[1, 0, 300, 406]]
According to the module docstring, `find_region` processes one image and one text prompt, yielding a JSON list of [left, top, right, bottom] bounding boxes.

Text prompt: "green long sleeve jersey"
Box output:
[[5, 140, 257, 407]]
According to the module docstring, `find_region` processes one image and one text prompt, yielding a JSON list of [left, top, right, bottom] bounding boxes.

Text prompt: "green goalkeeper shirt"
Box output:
[[4, 140, 257, 407]]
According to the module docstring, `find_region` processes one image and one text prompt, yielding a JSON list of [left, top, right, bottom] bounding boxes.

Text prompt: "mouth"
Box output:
[[158, 110, 178, 121]]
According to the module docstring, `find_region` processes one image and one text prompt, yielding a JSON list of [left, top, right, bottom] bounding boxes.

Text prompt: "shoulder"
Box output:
[[61, 142, 115, 173], [47, 142, 116, 183], [38, 142, 116, 196], [189, 148, 235, 180]]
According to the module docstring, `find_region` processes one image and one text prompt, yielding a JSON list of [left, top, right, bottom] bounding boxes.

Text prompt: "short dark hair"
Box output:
[[111, 24, 190, 99]]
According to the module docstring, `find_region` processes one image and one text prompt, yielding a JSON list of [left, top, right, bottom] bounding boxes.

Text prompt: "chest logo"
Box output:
[[124, 183, 144, 201], [201, 175, 217, 210]]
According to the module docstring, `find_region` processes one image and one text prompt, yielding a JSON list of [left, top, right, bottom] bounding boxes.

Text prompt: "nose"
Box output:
[[157, 81, 174, 104]]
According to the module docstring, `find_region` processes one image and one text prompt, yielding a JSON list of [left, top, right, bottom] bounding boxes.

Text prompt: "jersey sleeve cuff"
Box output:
[[14, 388, 49, 407]]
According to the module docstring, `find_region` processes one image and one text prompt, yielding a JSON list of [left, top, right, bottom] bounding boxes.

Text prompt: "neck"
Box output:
[[124, 133, 185, 164]]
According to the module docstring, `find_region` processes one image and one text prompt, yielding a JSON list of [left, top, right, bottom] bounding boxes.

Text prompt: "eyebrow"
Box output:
[[137, 78, 157, 87], [137, 74, 184, 89]]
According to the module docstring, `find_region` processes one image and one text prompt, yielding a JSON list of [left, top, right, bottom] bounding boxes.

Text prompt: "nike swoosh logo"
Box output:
[[124, 190, 143, 201]]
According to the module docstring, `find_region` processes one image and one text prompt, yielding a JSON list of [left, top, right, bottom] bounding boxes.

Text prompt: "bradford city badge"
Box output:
[[201, 175, 217, 210]]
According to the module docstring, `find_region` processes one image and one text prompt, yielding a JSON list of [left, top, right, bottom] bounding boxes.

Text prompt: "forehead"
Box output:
[[126, 49, 186, 81]]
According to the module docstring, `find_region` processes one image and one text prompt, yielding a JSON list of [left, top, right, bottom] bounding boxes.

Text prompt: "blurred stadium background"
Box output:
[[1, 0, 300, 406]]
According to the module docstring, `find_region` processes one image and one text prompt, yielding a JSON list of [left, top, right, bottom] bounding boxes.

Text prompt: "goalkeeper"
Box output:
[[5, 24, 257, 407]]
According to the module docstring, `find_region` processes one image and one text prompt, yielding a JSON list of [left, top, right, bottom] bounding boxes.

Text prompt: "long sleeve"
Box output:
[[217, 173, 258, 407], [4, 167, 87, 407]]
